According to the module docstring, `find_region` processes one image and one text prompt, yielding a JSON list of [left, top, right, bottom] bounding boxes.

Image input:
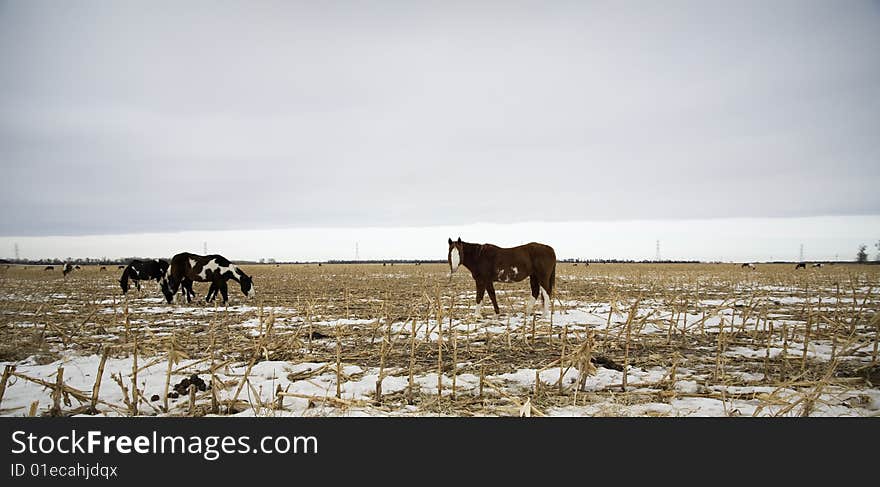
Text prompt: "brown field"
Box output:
[[0, 262, 878, 417]]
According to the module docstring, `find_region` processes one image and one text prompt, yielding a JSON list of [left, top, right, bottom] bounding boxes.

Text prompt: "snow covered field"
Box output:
[[1, 263, 878, 417]]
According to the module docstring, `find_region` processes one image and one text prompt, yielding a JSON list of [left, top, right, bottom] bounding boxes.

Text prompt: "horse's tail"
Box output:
[[120, 264, 132, 294]]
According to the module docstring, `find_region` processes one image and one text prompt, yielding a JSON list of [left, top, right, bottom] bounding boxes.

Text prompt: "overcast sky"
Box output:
[[2, 216, 878, 263], [1, 1, 878, 259]]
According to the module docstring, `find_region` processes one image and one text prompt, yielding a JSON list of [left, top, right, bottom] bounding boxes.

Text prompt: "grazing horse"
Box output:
[[99, 266, 107, 271], [447, 237, 556, 317], [741, 263, 756, 269], [812, 263, 824, 268], [795, 262, 807, 270], [44, 266, 54, 271], [120, 259, 170, 294], [62, 263, 74, 277], [160, 253, 254, 304], [117, 265, 125, 270]]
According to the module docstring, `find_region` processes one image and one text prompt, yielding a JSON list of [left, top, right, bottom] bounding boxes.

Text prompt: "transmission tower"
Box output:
[[355, 242, 359, 261], [655, 240, 661, 262], [799, 244, 804, 262], [14, 243, 19, 261], [203, 241, 208, 255]]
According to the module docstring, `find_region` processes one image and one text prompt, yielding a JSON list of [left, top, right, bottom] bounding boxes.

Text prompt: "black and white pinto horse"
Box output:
[[448, 238, 556, 318], [160, 253, 254, 304], [741, 263, 756, 269], [62, 263, 74, 277], [795, 262, 807, 270], [120, 259, 170, 294]]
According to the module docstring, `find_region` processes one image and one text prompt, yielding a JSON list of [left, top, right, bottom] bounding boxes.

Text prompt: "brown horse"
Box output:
[[447, 237, 556, 318]]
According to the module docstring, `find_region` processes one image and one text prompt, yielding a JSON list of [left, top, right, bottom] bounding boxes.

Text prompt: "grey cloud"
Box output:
[[1, 1, 878, 236]]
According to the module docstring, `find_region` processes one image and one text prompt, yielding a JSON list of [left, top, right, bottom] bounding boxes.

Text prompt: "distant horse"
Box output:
[[741, 263, 756, 269], [117, 265, 125, 270], [120, 259, 170, 294], [62, 263, 74, 277], [795, 262, 807, 270], [99, 266, 107, 271], [812, 263, 824, 268], [74, 265, 81, 270], [160, 253, 254, 304], [44, 266, 54, 271], [447, 237, 556, 317]]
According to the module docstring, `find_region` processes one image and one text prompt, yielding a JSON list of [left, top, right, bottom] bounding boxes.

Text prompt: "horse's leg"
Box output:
[[528, 276, 540, 315], [135, 280, 141, 291], [168, 276, 181, 302], [486, 282, 500, 315], [539, 269, 553, 316], [474, 282, 486, 318], [205, 281, 216, 302], [182, 279, 194, 303], [178, 279, 187, 302], [177, 278, 186, 302], [219, 279, 229, 304], [187, 280, 197, 303]]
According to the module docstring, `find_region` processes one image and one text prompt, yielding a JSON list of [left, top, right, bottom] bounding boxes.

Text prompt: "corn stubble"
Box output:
[[0, 262, 877, 417]]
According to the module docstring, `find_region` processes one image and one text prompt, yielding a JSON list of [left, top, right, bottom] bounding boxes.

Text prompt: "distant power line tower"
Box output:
[[355, 242, 359, 261], [14, 243, 19, 260], [203, 242, 208, 254], [799, 244, 804, 262], [655, 240, 661, 262]]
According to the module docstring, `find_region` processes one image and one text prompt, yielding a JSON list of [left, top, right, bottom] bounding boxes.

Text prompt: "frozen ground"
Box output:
[[1, 263, 878, 417]]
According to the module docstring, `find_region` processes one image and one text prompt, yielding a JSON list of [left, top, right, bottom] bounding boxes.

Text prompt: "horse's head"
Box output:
[[239, 273, 255, 298], [160, 277, 174, 304], [447, 237, 463, 275]]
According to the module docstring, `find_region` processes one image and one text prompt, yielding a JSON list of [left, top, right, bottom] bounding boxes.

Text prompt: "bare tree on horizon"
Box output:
[[857, 244, 868, 263]]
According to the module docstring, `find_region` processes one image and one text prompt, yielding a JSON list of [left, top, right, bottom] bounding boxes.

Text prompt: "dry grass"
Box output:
[[0, 262, 878, 416]]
